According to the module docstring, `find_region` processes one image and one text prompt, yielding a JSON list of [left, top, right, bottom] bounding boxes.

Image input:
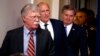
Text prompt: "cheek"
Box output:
[[79, 19, 84, 23], [64, 19, 68, 23], [40, 14, 45, 18], [40, 12, 45, 16], [47, 12, 50, 15], [23, 16, 30, 22], [26, 21, 32, 25], [25, 19, 33, 25]]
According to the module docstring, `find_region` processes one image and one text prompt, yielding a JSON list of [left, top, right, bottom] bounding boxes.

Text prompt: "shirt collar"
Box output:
[[39, 20, 51, 26], [24, 26, 29, 36], [64, 23, 73, 27], [24, 26, 36, 35]]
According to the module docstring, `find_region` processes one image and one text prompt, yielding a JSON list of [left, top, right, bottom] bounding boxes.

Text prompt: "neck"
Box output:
[[24, 24, 35, 31], [64, 23, 73, 26]]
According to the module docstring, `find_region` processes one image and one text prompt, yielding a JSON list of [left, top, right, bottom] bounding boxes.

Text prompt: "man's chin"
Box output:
[[31, 26, 38, 30], [35, 25, 39, 28]]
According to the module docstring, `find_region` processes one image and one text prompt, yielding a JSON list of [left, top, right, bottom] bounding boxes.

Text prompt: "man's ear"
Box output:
[[21, 16, 26, 22]]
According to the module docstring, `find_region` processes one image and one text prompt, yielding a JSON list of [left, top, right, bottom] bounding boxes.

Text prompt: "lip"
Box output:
[[44, 16, 49, 18]]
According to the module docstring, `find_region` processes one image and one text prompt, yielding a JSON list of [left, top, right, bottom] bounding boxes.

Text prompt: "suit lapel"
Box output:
[[50, 20, 56, 39], [36, 27, 42, 56], [68, 24, 76, 38], [16, 27, 23, 53]]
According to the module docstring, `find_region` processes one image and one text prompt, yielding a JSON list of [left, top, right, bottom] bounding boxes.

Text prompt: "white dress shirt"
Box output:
[[24, 26, 36, 56], [64, 23, 73, 36], [39, 20, 54, 40]]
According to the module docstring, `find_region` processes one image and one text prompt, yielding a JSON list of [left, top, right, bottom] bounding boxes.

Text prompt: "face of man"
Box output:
[[38, 4, 50, 23], [22, 10, 40, 30], [75, 12, 86, 25], [62, 10, 75, 25]]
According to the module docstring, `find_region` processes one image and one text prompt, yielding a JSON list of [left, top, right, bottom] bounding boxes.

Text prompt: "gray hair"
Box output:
[[21, 3, 37, 16]]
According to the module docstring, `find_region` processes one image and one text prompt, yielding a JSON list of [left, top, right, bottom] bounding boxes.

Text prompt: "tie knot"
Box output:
[[44, 23, 48, 26], [44, 24, 48, 29], [29, 31, 33, 35]]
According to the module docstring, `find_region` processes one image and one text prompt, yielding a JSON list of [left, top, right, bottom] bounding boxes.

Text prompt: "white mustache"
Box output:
[[33, 22, 39, 25]]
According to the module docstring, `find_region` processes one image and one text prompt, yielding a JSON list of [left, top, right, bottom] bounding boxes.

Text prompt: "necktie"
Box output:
[[65, 27, 67, 37], [27, 31, 35, 56], [44, 24, 48, 30]]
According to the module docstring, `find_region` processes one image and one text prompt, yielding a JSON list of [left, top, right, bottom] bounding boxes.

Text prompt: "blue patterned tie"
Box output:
[[65, 27, 67, 37]]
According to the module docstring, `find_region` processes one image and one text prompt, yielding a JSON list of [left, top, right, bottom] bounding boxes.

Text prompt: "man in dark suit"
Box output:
[[0, 3, 54, 56], [61, 5, 88, 56], [37, 2, 66, 56], [74, 8, 96, 56], [97, 0, 100, 56]]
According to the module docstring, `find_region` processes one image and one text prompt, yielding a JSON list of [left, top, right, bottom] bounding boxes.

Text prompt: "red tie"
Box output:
[[27, 31, 35, 56]]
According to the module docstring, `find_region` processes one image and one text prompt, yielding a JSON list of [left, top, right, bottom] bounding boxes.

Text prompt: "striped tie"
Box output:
[[27, 31, 35, 56]]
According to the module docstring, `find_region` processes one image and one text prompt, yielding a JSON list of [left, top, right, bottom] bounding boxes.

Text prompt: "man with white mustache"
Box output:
[[0, 3, 54, 56]]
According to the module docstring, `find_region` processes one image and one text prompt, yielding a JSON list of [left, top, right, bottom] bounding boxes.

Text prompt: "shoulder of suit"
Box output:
[[50, 19, 63, 23], [39, 29, 50, 35], [73, 24, 84, 30], [7, 26, 23, 33]]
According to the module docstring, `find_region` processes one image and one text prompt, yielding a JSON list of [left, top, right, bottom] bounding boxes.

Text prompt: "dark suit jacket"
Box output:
[[0, 26, 54, 56], [50, 19, 66, 56], [64, 24, 88, 56]]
